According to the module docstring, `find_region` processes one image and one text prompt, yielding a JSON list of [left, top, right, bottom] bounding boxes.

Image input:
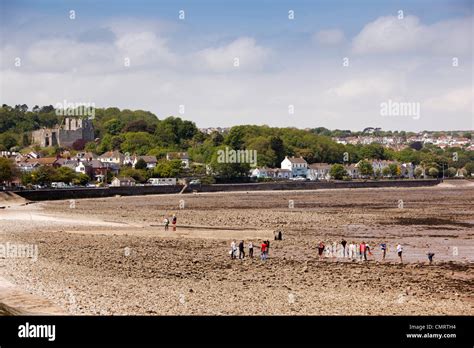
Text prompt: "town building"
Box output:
[[281, 156, 308, 178], [111, 176, 136, 187], [307, 163, 332, 181]]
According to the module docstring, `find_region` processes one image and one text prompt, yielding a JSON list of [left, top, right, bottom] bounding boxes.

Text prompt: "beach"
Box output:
[[0, 184, 473, 315]]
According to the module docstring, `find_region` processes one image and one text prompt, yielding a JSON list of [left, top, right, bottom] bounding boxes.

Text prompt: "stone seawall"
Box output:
[[14, 179, 440, 201]]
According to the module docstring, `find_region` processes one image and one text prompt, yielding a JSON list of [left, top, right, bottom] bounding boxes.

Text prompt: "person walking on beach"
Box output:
[[230, 241, 237, 260], [348, 241, 356, 259], [317, 241, 325, 259], [163, 217, 169, 231], [360, 242, 367, 261], [380, 243, 387, 261], [427, 252, 435, 264], [366, 242, 372, 258], [239, 240, 245, 259], [260, 241, 267, 261], [265, 240, 270, 256], [248, 241, 254, 258], [341, 239, 347, 258], [397, 244, 403, 263], [172, 214, 177, 231]]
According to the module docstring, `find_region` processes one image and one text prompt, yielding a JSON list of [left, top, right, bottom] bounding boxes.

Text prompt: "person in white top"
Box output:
[[248, 242, 254, 258], [397, 244, 403, 263], [230, 241, 237, 259]]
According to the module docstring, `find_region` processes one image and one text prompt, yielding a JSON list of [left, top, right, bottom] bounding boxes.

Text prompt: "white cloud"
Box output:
[[314, 29, 345, 45], [194, 37, 270, 72], [423, 87, 473, 113], [326, 76, 396, 99], [352, 15, 472, 55]]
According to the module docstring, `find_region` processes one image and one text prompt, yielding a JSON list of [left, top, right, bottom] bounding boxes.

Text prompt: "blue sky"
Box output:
[[0, 0, 472, 131]]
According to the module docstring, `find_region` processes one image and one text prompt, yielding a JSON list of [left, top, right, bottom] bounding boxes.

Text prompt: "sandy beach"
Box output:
[[0, 184, 473, 315]]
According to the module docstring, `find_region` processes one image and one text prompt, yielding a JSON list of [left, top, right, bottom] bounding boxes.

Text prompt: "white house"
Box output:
[[281, 156, 308, 178], [251, 167, 291, 179], [131, 155, 157, 169], [345, 164, 360, 179], [111, 176, 136, 187], [307, 163, 332, 181], [98, 150, 125, 165]]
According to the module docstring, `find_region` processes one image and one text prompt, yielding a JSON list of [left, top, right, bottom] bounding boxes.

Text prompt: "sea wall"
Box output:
[[14, 179, 440, 201]]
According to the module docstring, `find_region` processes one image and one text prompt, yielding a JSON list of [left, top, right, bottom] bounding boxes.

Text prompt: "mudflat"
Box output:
[[0, 184, 473, 315]]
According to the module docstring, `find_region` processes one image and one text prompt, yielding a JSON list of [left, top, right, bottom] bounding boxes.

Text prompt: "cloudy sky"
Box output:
[[0, 0, 472, 131]]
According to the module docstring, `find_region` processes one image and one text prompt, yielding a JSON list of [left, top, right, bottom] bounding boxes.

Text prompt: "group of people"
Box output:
[[317, 240, 402, 262], [317, 240, 435, 264], [163, 214, 177, 231], [230, 240, 271, 261]]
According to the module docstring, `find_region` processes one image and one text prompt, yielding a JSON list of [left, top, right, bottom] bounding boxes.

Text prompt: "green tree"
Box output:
[[55, 166, 76, 183], [358, 160, 373, 177], [463, 162, 474, 176], [134, 158, 147, 170], [428, 167, 439, 178], [73, 173, 90, 186], [330, 164, 346, 180], [388, 163, 400, 177], [0, 158, 18, 183], [31, 166, 57, 185], [153, 159, 183, 178]]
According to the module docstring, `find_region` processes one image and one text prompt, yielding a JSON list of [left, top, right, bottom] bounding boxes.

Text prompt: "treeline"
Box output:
[[0, 105, 473, 180]]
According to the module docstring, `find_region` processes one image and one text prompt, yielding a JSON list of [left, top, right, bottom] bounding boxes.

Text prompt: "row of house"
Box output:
[[333, 133, 473, 150], [10, 150, 190, 183], [251, 156, 416, 180]]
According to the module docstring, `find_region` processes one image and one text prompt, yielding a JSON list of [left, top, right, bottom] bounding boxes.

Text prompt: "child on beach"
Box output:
[[163, 217, 169, 231]]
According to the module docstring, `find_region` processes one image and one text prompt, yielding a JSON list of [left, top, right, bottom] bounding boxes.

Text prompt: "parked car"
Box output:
[[189, 179, 201, 185]]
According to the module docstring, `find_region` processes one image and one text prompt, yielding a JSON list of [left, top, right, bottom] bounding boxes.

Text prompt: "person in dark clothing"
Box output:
[[341, 239, 347, 257], [427, 252, 435, 264], [238, 240, 245, 259], [278, 231, 282, 240], [265, 240, 270, 256]]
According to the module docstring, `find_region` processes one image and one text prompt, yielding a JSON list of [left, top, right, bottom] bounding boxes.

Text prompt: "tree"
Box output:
[[447, 167, 457, 177], [388, 163, 400, 177], [73, 173, 90, 186], [428, 167, 439, 178], [358, 160, 373, 178], [330, 164, 346, 180], [464, 162, 474, 176], [414, 167, 424, 178], [0, 158, 18, 183], [382, 167, 391, 177], [135, 158, 147, 170], [153, 159, 183, 178], [55, 166, 76, 183], [31, 166, 57, 185]]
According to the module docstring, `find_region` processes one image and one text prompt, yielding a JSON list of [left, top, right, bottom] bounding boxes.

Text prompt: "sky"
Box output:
[[0, 0, 472, 131]]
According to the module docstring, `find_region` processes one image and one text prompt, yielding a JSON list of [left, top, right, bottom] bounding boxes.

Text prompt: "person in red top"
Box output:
[[360, 242, 367, 261], [260, 242, 267, 261]]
